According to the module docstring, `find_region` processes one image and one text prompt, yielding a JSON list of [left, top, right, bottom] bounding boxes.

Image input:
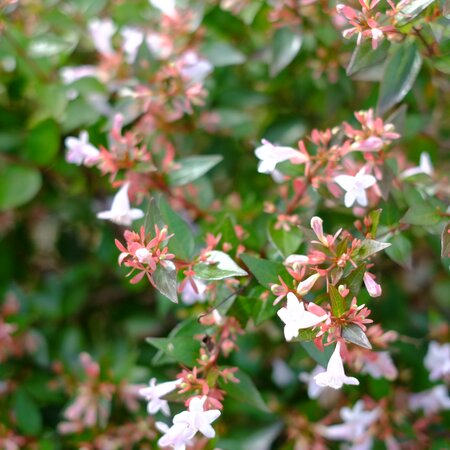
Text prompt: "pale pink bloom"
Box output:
[[173, 396, 221, 439], [88, 18, 116, 56], [150, 0, 176, 17], [277, 292, 328, 341], [409, 385, 450, 416], [319, 400, 379, 449], [97, 183, 145, 226], [284, 254, 310, 267], [255, 139, 308, 175], [272, 358, 295, 387], [400, 152, 433, 178], [60, 65, 99, 84], [121, 27, 144, 63], [314, 342, 360, 389], [352, 136, 384, 152], [424, 341, 450, 381], [334, 168, 376, 208], [146, 33, 172, 59], [139, 378, 180, 416], [363, 272, 382, 298], [65, 131, 100, 166], [310, 216, 342, 248], [299, 365, 329, 399], [178, 51, 213, 83], [297, 273, 321, 296], [181, 278, 207, 305], [156, 421, 195, 450], [361, 352, 397, 380]]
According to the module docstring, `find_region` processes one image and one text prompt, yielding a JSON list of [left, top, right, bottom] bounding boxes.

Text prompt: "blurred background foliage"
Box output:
[[0, 0, 449, 448]]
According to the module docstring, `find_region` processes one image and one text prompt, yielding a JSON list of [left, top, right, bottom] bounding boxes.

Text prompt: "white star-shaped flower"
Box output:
[[149, 0, 176, 17], [424, 341, 450, 381], [88, 18, 116, 56], [409, 385, 450, 416], [139, 378, 180, 416], [401, 152, 433, 178], [314, 341, 359, 389], [173, 396, 221, 439], [97, 182, 144, 226], [255, 139, 308, 175], [156, 421, 195, 450], [334, 168, 376, 208], [319, 400, 379, 447], [121, 27, 144, 64], [65, 131, 100, 166], [277, 292, 328, 342]]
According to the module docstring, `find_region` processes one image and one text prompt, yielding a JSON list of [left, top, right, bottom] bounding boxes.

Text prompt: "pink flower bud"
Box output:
[[297, 273, 321, 296], [363, 272, 382, 298], [311, 216, 328, 246]]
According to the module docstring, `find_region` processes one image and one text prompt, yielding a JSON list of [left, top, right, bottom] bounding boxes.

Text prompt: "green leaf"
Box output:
[[356, 239, 391, 259], [13, 389, 43, 435], [267, 219, 303, 258], [201, 41, 246, 66], [195, 251, 248, 280], [153, 265, 178, 303], [329, 285, 346, 317], [340, 264, 366, 297], [400, 203, 441, 226], [377, 42, 422, 115], [28, 34, 77, 58], [23, 118, 60, 165], [240, 254, 286, 287], [270, 27, 302, 77], [152, 318, 204, 366], [342, 324, 372, 349], [432, 55, 450, 74], [168, 155, 223, 187], [0, 163, 42, 210], [441, 222, 450, 258], [385, 234, 412, 268], [219, 368, 270, 413], [147, 196, 195, 261], [300, 341, 335, 368], [346, 39, 390, 77], [395, 0, 436, 25], [146, 336, 200, 367], [369, 209, 382, 237]]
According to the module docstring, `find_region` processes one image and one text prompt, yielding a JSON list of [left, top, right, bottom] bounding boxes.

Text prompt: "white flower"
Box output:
[[401, 152, 433, 178], [139, 378, 180, 416], [65, 131, 100, 166], [178, 51, 213, 83], [149, 0, 176, 17], [299, 365, 329, 399], [272, 358, 295, 387], [314, 341, 359, 389], [121, 27, 144, 63], [255, 139, 307, 175], [173, 396, 221, 439], [319, 400, 379, 449], [181, 278, 207, 305], [409, 385, 450, 416], [97, 182, 145, 226], [156, 421, 195, 450], [277, 292, 328, 342], [60, 65, 99, 84], [88, 18, 116, 56], [424, 341, 450, 381], [334, 168, 376, 208], [360, 351, 397, 380]]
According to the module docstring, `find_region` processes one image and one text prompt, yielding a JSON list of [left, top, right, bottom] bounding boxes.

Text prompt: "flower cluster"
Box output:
[[115, 225, 175, 285]]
